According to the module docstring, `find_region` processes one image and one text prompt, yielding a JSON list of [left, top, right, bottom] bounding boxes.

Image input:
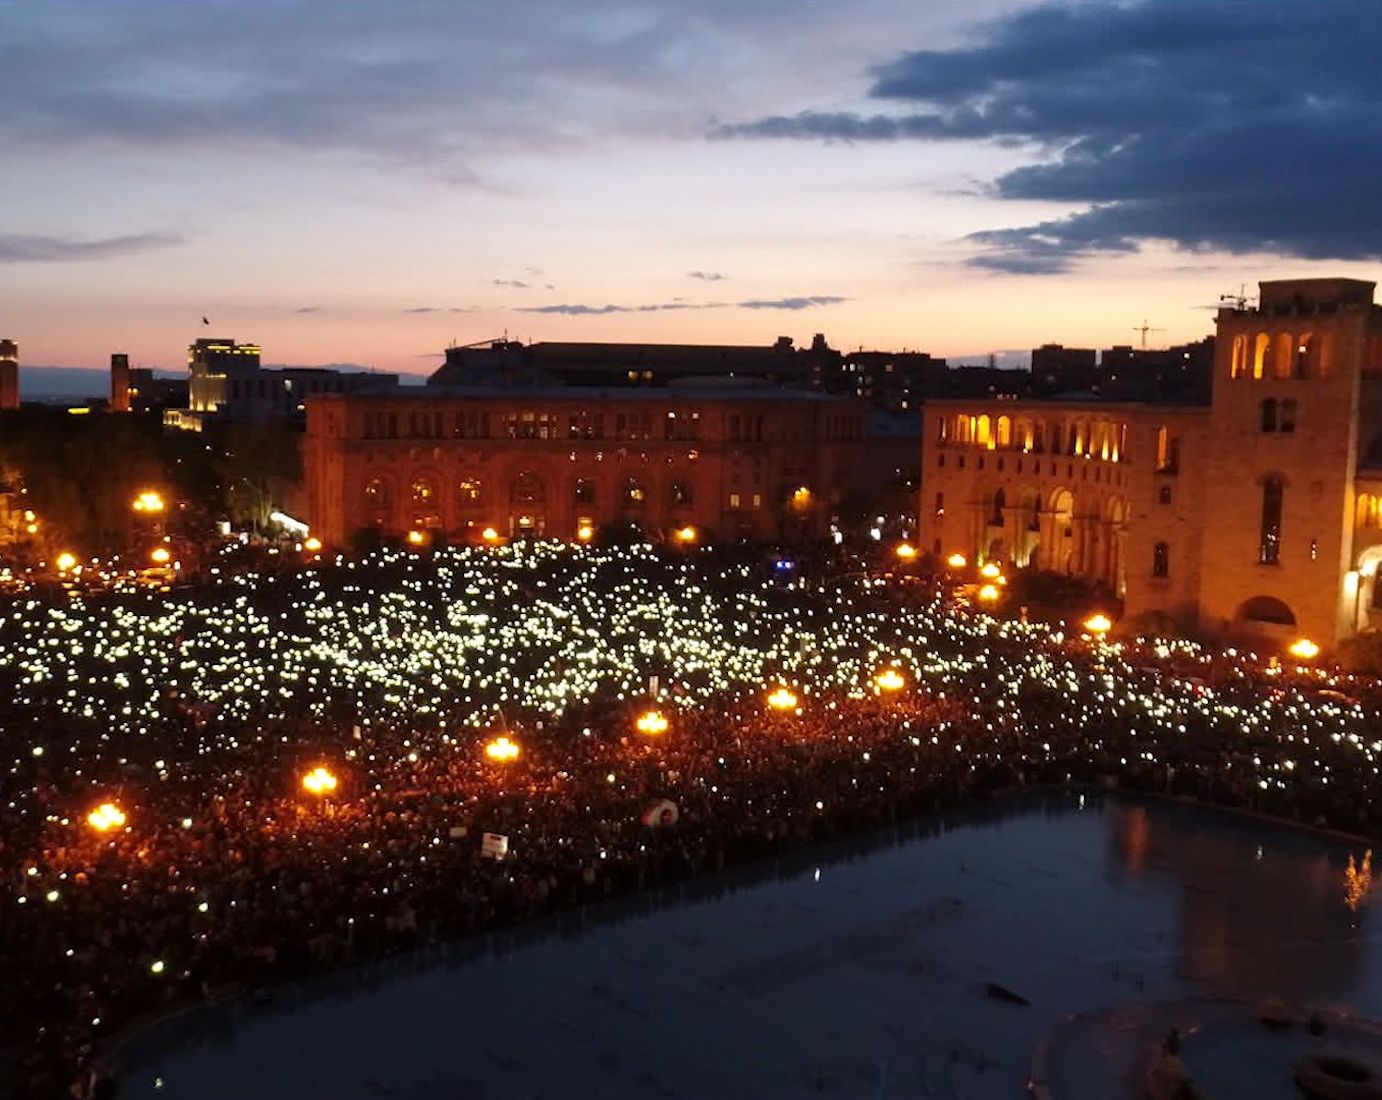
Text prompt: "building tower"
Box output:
[[110, 353, 131, 413], [0, 339, 18, 411], [1199, 278, 1382, 644]]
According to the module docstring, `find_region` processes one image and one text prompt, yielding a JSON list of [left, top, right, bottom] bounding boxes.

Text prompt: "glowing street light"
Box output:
[[132, 491, 165, 514], [303, 536, 322, 553], [1289, 638, 1320, 661], [874, 668, 906, 692], [946, 553, 968, 569], [149, 546, 171, 565], [1083, 613, 1113, 636], [766, 686, 799, 711], [675, 525, 698, 545], [55, 552, 78, 573], [576, 523, 594, 543], [481, 526, 501, 543], [895, 542, 917, 561], [635, 709, 669, 735], [406, 529, 427, 547], [87, 802, 127, 833], [484, 735, 521, 762], [977, 584, 1001, 603], [979, 562, 1002, 579], [301, 766, 339, 796]]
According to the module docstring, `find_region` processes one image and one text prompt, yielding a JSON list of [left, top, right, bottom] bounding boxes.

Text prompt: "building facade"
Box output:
[[304, 386, 868, 547], [0, 339, 18, 411], [110, 353, 131, 413], [165, 337, 399, 430], [921, 277, 1382, 648]]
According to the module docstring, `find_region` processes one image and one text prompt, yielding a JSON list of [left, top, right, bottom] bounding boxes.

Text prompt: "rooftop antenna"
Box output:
[[1133, 320, 1164, 349], [1218, 284, 1256, 311]]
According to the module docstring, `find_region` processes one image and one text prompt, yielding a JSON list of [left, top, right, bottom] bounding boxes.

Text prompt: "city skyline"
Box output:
[[5, 0, 1382, 377]]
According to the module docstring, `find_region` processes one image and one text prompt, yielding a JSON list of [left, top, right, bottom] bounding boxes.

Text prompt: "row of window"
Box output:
[[938, 413, 1129, 462], [1259, 398, 1298, 433], [367, 473, 697, 511], [937, 451, 1126, 486], [1229, 330, 1334, 380], [356, 408, 857, 443]]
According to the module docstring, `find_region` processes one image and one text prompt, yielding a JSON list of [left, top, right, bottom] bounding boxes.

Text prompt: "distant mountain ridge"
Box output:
[[17, 363, 419, 402]]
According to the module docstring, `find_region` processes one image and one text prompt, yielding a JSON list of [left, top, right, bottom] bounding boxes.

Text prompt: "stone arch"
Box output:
[[1273, 332, 1294, 379], [573, 476, 597, 505], [410, 470, 441, 507], [1230, 334, 1248, 378], [1236, 595, 1297, 627], [509, 470, 546, 505], [669, 477, 694, 506], [363, 475, 393, 518], [1359, 546, 1382, 616], [1252, 333, 1270, 379]]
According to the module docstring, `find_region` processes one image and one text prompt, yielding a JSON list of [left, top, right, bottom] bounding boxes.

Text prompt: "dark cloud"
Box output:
[[492, 279, 530, 289], [294, 306, 323, 314], [403, 307, 440, 314], [736, 295, 848, 310], [717, 0, 1382, 272], [517, 295, 847, 315], [688, 270, 727, 281], [516, 301, 719, 316], [0, 231, 180, 263]]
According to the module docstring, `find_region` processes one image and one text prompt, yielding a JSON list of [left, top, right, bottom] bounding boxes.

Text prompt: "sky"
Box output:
[[4, 0, 1382, 379]]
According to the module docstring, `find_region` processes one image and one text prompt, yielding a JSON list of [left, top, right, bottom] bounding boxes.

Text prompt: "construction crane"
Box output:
[[1217, 284, 1257, 311], [1132, 320, 1164, 349]]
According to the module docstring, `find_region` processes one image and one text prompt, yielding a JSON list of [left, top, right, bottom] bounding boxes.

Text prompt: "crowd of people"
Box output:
[[0, 541, 1379, 1098]]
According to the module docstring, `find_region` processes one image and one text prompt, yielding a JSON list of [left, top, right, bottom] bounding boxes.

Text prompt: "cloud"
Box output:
[[294, 306, 323, 314], [403, 307, 440, 314], [736, 295, 848, 310], [0, 231, 180, 263], [492, 278, 530, 289], [516, 301, 718, 316], [517, 295, 847, 315], [717, 0, 1382, 272], [688, 270, 727, 281]]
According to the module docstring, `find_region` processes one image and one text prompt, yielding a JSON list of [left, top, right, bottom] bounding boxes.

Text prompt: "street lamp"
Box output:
[[1083, 613, 1113, 636], [301, 766, 339, 796], [635, 709, 669, 735], [484, 735, 521, 762], [87, 802, 127, 833], [132, 491, 165, 514], [874, 668, 906, 692], [895, 542, 917, 561], [1289, 638, 1320, 661], [946, 553, 967, 569], [766, 686, 799, 711]]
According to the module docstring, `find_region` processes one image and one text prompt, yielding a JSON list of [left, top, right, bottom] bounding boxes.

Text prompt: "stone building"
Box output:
[[921, 277, 1382, 648], [0, 339, 18, 411], [304, 385, 870, 547]]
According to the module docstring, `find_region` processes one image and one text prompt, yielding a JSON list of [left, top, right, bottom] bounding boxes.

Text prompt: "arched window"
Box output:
[[510, 472, 545, 504], [1356, 494, 1374, 528], [1230, 334, 1248, 379], [364, 478, 390, 511], [1052, 490, 1074, 537], [937, 417, 949, 443], [989, 489, 1006, 527], [1260, 398, 1277, 433], [670, 479, 693, 506], [411, 475, 437, 504], [1158, 485, 1172, 505], [456, 478, 482, 506], [1260, 476, 1284, 564], [1280, 399, 1297, 433], [1050, 424, 1062, 455], [934, 491, 944, 516], [1152, 542, 1169, 578], [1155, 426, 1169, 470], [573, 477, 596, 504], [996, 416, 1012, 448], [976, 415, 992, 447], [622, 477, 647, 505], [1295, 334, 1313, 378], [1252, 333, 1270, 379], [1273, 333, 1294, 380]]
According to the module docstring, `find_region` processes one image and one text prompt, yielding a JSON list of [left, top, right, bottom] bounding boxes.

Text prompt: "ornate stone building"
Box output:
[[304, 385, 870, 547], [921, 277, 1382, 647]]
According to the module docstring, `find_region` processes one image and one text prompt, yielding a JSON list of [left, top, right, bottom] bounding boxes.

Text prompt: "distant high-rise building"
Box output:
[[110, 353, 131, 412], [0, 339, 17, 411], [187, 337, 262, 415]]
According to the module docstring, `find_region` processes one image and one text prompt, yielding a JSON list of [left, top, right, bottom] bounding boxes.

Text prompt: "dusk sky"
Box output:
[[5, 0, 1382, 378]]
